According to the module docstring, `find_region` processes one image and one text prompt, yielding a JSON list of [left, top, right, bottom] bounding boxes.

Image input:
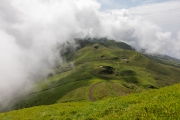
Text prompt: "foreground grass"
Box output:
[[1, 84, 180, 120]]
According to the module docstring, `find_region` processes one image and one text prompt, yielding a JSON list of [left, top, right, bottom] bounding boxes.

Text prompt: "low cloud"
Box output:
[[129, 0, 180, 36], [0, 0, 180, 110]]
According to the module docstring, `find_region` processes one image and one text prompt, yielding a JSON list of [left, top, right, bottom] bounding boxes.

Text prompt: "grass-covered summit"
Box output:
[[4, 39, 180, 112]]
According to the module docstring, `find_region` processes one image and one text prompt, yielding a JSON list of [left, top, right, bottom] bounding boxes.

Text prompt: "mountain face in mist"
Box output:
[[2, 39, 180, 112], [1, 0, 180, 112]]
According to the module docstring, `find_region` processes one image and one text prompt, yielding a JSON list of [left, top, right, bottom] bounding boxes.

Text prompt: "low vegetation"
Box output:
[[1, 83, 180, 119], [2, 39, 180, 118]]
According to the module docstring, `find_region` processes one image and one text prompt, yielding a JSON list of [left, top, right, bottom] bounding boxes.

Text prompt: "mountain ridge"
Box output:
[[2, 39, 180, 114]]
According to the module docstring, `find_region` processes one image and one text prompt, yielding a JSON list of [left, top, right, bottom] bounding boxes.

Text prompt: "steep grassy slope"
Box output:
[[1, 83, 180, 120], [5, 39, 180, 111]]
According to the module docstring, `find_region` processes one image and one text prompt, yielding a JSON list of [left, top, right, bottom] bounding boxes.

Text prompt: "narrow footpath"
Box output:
[[88, 82, 101, 102]]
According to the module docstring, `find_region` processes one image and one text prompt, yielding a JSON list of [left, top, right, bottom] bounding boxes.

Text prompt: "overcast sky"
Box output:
[[98, 0, 170, 9], [98, 0, 180, 36]]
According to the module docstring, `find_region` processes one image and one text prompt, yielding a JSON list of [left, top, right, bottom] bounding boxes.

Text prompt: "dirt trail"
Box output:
[[88, 82, 101, 102]]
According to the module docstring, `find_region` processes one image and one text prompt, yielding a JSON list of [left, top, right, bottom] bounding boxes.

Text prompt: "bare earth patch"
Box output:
[[88, 82, 101, 101]]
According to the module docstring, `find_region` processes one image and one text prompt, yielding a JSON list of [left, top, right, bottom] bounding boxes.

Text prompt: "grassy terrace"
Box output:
[[1, 83, 180, 120]]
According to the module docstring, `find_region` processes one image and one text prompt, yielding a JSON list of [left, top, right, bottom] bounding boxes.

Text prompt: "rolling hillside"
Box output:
[[145, 53, 180, 68], [3, 39, 180, 112], [1, 83, 180, 119]]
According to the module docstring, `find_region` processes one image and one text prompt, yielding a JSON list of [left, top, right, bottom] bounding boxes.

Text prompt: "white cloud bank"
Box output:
[[0, 0, 180, 109], [129, 0, 180, 36]]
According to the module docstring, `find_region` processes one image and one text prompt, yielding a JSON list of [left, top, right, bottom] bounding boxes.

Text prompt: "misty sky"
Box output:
[[0, 0, 180, 110], [99, 0, 180, 37], [99, 0, 170, 9]]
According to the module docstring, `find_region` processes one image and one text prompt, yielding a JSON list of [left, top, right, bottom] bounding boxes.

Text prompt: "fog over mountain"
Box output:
[[0, 0, 179, 109]]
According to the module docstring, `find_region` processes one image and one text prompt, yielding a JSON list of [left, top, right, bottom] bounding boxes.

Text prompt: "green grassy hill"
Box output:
[[3, 39, 180, 112], [145, 53, 180, 68], [1, 83, 180, 120]]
